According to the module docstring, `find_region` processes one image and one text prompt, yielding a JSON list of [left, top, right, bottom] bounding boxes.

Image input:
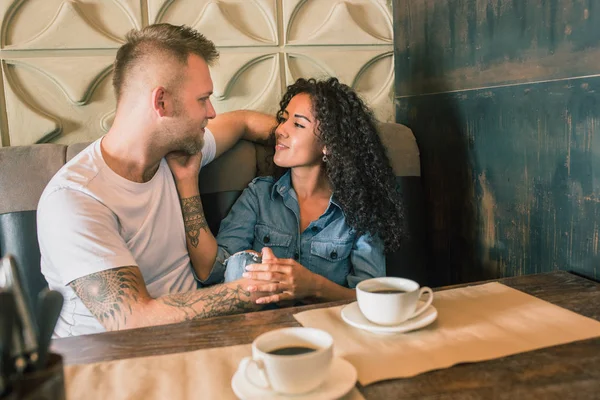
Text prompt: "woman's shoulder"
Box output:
[[247, 175, 277, 193], [249, 175, 276, 185]]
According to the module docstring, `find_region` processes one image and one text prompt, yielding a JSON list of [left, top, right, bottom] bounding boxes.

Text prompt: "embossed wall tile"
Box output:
[[0, 0, 395, 147], [283, 0, 393, 45], [2, 59, 116, 145], [1, 0, 142, 50], [286, 49, 394, 121], [285, 49, 390, 89], [210, 51, 282, 115], [149, 0, 278, 47], [2, 62, 62, 145], [0, 66, 7, 147], [4, 56, 115, 105]]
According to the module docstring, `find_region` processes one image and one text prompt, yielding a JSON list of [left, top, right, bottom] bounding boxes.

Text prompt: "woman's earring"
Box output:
[[322, 154, 328, 163]]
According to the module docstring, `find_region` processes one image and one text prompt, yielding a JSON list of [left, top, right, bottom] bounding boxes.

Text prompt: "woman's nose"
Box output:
[[275, 122, 289, 137]]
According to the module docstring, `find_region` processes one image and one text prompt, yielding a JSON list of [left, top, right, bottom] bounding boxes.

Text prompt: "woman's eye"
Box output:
[[294, 122, 305, 128]]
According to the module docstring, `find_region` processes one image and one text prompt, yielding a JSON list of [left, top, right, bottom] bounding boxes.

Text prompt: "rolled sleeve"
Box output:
[[347, 233, 386, 288], [200, 128, 216, 166], [194, 247, 230, 287], [194, 180, 261, 285], [215, 180, 261, 255]]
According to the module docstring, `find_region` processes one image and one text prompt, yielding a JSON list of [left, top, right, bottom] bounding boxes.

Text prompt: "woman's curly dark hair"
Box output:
[[272, 77, 404, 251]]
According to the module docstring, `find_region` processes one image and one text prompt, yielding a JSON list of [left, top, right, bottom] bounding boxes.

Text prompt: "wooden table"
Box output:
[[52, 271, 600, 399]]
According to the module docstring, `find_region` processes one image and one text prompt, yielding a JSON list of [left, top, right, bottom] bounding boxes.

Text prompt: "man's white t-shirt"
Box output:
[[37, 130, 216, 337]]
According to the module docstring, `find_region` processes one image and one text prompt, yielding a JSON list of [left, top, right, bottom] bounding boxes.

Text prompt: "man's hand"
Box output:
[[166, 151, 203, 186], [243, 248, 318, 304]]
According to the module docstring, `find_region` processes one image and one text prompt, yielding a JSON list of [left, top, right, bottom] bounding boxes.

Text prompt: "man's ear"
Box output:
[[152, 86, 168, 117]]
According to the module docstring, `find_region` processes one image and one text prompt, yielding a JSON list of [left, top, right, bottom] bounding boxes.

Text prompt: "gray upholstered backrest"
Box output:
[[0, 144, 68, 306], [0, 122, 426, 302]]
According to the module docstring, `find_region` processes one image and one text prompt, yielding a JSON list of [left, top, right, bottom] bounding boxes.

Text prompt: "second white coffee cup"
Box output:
[[239, 327, 333, 394], [356, 277, 433, 326]]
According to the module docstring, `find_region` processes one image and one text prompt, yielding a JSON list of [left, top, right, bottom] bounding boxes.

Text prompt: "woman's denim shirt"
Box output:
[[198, 171, 385, 288]]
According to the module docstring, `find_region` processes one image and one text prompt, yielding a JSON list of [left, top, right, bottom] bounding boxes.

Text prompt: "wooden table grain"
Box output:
[[52, 271, 600, 399]]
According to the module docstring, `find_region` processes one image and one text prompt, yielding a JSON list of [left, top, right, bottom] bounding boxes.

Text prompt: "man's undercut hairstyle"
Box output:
[[112, 23, 219, 101]]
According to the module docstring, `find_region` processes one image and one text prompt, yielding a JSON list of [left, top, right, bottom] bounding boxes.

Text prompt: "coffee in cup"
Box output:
[[356, 277, 433, 326], [239, 327, 333, 394]]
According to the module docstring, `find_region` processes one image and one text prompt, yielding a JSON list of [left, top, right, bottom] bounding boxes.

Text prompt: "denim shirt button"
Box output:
[[263, 235, 270, 243], [311, 226, 319, 232], [294, 252, 299, 260], [330, 251, 338, 259]]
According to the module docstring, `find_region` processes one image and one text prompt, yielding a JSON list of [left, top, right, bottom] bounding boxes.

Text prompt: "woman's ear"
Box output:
[[322, 146, 328, 156]]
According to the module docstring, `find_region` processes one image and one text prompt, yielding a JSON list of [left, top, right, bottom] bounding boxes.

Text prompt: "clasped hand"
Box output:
[[243, 247, 317, 304]]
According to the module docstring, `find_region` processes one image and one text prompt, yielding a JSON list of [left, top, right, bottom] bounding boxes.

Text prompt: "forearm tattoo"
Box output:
[[160, 285, 257, 320], [70, 267, 257, 330], [69, 266, 141, 330], [180, 195, 209, 247]]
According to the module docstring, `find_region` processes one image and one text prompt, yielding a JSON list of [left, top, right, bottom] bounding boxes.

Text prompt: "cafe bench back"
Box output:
[[0, 122, 427, 306]]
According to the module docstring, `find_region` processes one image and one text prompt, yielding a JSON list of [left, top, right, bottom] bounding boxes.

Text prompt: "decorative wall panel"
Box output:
[[0, 0, 394, 147]]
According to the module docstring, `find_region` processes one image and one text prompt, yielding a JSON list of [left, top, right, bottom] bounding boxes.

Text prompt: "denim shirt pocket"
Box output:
[[254, 224, 294, 258], [309, 239, 353, 286]]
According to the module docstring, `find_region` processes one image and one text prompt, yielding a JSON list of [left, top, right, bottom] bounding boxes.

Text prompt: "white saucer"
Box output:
[[341, 301, 438, 334], [231, 356, 357, 400]]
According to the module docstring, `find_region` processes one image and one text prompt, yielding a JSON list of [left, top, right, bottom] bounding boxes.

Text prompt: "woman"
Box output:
[[202, 77, 404, 305]]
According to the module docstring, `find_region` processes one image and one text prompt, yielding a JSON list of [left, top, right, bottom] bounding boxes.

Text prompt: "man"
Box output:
[[37, 24, 278, 337]]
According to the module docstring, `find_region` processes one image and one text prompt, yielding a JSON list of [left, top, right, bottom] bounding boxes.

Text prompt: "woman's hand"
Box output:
[[243, 247, 318, 304]]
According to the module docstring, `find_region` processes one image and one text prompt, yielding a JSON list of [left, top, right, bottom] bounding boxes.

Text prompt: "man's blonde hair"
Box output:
[[112, 23, 219, 101]]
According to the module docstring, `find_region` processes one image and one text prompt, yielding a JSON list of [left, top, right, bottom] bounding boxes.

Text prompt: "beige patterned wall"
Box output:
[[0, 0, 394, 148]]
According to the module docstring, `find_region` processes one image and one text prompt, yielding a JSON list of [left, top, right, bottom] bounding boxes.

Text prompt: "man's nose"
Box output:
[[207, 99, 216, 119]]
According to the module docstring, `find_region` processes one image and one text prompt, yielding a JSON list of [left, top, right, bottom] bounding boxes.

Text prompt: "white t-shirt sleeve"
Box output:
[[200, 127, 216, 167], [38, 188, 137, 286]]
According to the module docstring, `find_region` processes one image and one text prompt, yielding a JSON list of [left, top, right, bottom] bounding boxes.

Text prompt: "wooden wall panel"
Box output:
[[395, 0, 600, 285]]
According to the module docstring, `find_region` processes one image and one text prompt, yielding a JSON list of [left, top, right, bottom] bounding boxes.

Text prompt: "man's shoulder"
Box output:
[[39, 141, 102, 207]]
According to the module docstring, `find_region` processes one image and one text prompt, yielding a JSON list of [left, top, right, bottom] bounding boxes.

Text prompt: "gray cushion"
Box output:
[[0, 144, 66, 214], [377, 122, 420, 177], [66, 142, 91, 161], [200, 140, 257, 194]]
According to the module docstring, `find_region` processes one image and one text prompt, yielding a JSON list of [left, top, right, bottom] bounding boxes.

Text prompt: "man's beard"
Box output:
[[180, 133, 204, 155]]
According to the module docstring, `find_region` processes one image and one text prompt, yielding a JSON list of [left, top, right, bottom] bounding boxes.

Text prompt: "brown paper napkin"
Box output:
[[293, 282, 600, 385], [64, 343, 365, 400]]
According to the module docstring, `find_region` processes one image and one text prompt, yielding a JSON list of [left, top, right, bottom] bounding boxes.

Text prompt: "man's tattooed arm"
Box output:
[[180, 196, 209, 248], [178, 194, 219, 280], [69, 266, 262, 331]]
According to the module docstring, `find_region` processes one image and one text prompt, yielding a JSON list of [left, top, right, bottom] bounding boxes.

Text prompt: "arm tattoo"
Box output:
[[69, 266, 142, 330], [160, 284, 257, 320], [180, 195, 209, 248]]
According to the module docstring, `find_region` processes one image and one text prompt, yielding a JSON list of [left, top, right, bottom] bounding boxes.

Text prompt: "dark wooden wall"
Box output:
[[394, 0, 600, 286]]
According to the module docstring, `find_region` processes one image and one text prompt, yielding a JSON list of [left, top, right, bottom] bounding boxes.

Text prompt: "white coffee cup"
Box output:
[[356, 277, 433, 326], [239, 327, 333, 394]]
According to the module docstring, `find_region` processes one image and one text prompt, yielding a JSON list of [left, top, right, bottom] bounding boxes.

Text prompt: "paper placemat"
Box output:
[[64, 343, 365, 400], [293, 282, 600, 385]]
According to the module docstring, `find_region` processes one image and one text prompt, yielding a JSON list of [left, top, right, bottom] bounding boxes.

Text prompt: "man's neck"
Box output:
[[101, 127, 165, 183]]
